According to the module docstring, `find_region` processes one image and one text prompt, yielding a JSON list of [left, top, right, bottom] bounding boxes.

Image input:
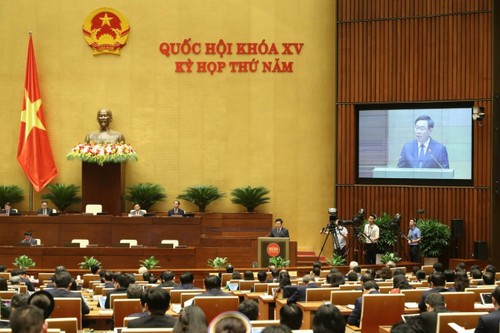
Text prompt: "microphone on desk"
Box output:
[[428, 148, 445, 169]]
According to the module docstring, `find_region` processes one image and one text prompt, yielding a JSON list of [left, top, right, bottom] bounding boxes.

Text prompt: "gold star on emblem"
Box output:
[[100, 13, 113, 27], [21, 89, 46, 141]]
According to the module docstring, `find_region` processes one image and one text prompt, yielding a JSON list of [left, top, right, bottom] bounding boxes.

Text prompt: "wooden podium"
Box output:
[[82, 162, 124, 216], [257, 237, 290, 267]]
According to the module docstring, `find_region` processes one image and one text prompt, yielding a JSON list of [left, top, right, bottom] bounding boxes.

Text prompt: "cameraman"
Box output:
[[332, 220, 348, 258]]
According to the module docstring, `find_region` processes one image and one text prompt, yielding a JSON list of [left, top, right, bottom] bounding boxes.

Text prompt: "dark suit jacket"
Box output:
[[36, 208, 52, 215], [49, 288, 90, 314], [418, 287, 448, 312], [287, 283, 318, 304], [167, 208, 185, 216], [0, 209, 19, 216], [105, 287, 128, 308], [268, 227, 290, 238], [397, 138, 449, 169], [347, 290, 380, 327], [475, 309, 500, 333], [420, 305, 448, 333], [127, 313, 176, 328]]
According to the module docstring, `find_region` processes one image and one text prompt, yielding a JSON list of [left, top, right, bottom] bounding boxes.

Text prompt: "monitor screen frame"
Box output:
[[355, 101, 474, 186]]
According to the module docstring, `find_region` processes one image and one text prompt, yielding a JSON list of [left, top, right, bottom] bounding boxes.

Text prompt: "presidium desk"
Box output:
[[0, 213, 297, 269]]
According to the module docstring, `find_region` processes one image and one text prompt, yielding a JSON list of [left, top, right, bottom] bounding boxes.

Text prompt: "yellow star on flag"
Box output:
[[21, 89, 46, 141], [100, 13, 113, 26]]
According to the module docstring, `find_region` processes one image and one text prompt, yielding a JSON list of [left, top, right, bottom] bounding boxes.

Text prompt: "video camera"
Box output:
[[320, 208, 365, 234], [390, 213, 402, 230]]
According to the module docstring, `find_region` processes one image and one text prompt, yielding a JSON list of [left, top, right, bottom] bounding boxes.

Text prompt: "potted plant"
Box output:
[[207, 257, 229, 269], [230, 186, 270, 212], [380, 252, 401, 264], [177, 185, 225, 212], [327, 254, 346, 266], [123, 183, 167, 211], [78, 256, 101, 270], [140, 256, 159, 269], [0, 185, 24, 207], [269, 256, 290, 268], [417, 219, 451, 262], [41, 183, 82, 212], [13, 255, 35, 269]]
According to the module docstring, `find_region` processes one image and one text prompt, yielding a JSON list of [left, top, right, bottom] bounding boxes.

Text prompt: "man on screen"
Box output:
[[397, 115, 449, 169]]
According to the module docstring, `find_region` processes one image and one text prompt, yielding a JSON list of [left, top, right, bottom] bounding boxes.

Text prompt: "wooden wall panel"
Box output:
[[336, 0, 493, 262]]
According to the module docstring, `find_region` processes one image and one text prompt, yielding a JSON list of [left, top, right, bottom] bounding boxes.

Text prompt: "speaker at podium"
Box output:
[[257, 237, 289, 267]]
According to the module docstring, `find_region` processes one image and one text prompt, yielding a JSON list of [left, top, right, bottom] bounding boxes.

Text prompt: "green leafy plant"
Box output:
[[123, 183, 167, 211], [269, 256, 290, 268], [178, 185, 225, 212], [380, 252, 401, 264], [327, 254, 346, 266], [207, 257, 229, 268], [0, 185, 24, 208], [41, 183, 82, 212], [78, 256, 101, 269], [358, 213, 399, 253], [13, 255, 35, 269], [140, 256, 159, 269], [417, 219, 451, 258], [230, 186, 270, 212]]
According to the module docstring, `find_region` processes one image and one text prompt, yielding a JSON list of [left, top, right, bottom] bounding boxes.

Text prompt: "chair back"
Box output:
[[250, 320, 280, 327], [330, 290, 362, 305], [110, 293, 128, 309], [239, 280, 257, 291], [180, 292, 202, 306], [266, 283, 280, 295], [38, 272, 54, 281], [113, 299, 143, 328], [51, 298, 82, 330], [253, 283, 268, 293], [441, 292, 475, 312], [194, 296, 240, 323], [305, 288, 338, 302], [0, 290, 17, 299], [421, 265, 433, 275], [436, 312, 487, 333], [46, 318, 78, 333], [339, 283, 360, 290], [401, 288, 429, 303], [464, 286, 496, 302], [0, 273, 10, 280], [102, 287, 115, 296], [170, 290, 203, 304], [359, 294, 405, 333], [379, 286, 393, 293], [220, 273, 232, 287], [82, 274, 99, 288]]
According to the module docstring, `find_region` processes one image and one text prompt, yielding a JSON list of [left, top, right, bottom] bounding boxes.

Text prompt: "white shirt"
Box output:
[[363, 223, 379, 244]]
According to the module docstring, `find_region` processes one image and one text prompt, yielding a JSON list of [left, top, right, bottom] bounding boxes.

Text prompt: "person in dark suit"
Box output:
[[36, 201, 52, 215], [198, 275, 227, 297], [46, 271, 90, 314], [418, 272, 449, 312], [9, 305, 46, 333], [167, 200, 185, 216], [172, 272, 202, 290], [286, 274, 318, 304], [419, 293, 448, 333], [475, 286, 500, 333], [1, 202, 19, 216], [104, 273, 131, 308], [268, 218, 290, 238], [127, 287, 176, 328], [129, 203, 146, 217], [20, 232, 37, 246], [397, 115, 449, 169], [347, 280, 380, 327]]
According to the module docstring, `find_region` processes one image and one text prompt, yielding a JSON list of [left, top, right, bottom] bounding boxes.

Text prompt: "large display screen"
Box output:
[[357, 102, 473, 186]]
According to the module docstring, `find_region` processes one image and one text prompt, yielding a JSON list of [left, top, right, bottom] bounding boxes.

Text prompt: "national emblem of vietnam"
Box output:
[[83, 8, 130, 55]]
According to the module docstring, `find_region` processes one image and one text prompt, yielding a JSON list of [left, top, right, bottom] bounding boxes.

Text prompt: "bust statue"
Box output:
[[85, 108, 125, 143]]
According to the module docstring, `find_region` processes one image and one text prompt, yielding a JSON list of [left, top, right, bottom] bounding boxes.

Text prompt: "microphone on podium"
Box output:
[[428, 148, 444, 169]]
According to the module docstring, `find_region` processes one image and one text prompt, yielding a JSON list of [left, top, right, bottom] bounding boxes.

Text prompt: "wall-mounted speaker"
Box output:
[[451, 219, 464, 238]]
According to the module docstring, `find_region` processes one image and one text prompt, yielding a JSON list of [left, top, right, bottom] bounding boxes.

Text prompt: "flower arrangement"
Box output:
[[67, 142, 138, 166]]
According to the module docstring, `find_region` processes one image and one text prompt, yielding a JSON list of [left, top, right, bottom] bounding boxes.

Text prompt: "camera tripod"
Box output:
[[317, 223, 348, 261]]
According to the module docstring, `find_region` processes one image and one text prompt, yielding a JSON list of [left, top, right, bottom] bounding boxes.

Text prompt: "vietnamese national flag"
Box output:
[[17, 34, 57, 192]]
